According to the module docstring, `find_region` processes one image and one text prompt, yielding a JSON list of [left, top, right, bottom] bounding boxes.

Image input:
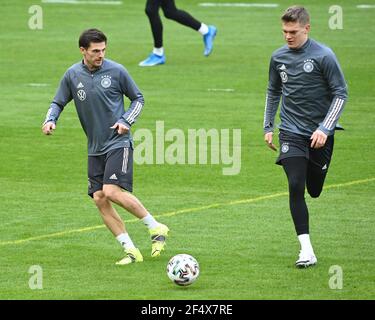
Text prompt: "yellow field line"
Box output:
[[1, 177, 374, 246]]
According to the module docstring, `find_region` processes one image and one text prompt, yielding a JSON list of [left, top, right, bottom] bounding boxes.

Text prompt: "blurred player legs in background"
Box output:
[[139, 0, 217, 66]]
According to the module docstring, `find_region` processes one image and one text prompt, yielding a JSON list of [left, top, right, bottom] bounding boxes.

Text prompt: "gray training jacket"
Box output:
[[44, 59, 144, 156], [263, 38, 348, 137]]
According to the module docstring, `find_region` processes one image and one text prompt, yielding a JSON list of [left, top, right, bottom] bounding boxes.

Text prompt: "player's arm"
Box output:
[[311, 51, 348, 148], [318, 51, 348, 136], [264, 56, 282, 151], [42, 71, 72, 135], [111, 67, 145, 135]]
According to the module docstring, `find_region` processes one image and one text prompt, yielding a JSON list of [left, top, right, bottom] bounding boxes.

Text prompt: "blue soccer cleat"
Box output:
[[203, 25, 217, 56], [139, 53, 166, 67]]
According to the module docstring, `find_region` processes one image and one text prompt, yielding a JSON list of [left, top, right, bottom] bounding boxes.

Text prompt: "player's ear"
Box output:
[[79, 47, 86, 55], [305, 24, 311, 33]]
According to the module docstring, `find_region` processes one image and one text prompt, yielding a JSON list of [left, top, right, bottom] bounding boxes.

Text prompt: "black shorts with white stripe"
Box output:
[[276, 130, 334, 172], [88, 147, 133, 197]]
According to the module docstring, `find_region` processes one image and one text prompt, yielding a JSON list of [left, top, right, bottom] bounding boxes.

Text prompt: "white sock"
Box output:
[[116, 233, 135, 250], [153, 47, 164, 56], [198, 23, 209, 35], [298, 234, 314, 254], [142, 213, 159, 229]]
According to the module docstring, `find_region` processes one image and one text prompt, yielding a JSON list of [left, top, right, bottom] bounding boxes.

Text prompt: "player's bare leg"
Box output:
[[102, 184, 169, 257], [93, 189, 143, 265], [102, 184, 148, 219], [93, 190, 126, 236]]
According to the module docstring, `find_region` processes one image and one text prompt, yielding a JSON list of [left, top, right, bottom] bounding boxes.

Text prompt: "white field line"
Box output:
[[208, 88, 235, 92], [357, 5, 375, 9], [27, 83, 50, 87]]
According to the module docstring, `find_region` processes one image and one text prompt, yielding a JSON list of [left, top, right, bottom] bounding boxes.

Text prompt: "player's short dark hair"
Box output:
[[281, 6, 310, 25], [79, 28, 107, 49]]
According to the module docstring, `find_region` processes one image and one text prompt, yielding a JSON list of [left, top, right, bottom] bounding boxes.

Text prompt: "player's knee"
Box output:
[[163, 8, 177, 20], [145, 5, 157, 18], [93, 190, 108, 206], [288, 177, 305, 195], [306, 175, 325, 198], [310, 193, 321, 198], [307, 188, 322, 198], [102, 185, 119, 202]]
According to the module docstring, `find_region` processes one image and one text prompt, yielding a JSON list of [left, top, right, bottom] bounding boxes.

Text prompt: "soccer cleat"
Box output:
[[149, 223, 170, 258], [203, 25, 217, 56], [115, 247, 143, 265], [138, 53, 166, 67], [295, 250, 317, 268]]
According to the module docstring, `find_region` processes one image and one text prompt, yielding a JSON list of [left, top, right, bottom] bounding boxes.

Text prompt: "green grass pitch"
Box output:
[[0, 0, 374, 299]]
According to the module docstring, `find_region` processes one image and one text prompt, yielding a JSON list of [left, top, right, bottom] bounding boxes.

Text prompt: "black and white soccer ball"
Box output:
[[166, 254, 200, 286]]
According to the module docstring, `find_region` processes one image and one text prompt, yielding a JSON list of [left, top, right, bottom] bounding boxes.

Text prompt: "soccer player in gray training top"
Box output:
[[42, 29, 169, 265], [263, 7, 348, 268]]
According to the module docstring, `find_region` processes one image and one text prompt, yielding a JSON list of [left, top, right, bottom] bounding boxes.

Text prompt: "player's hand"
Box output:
[[42, 122, 56, 135], [264, 132, 277, 151], [310, 129, 327, 149], [111, 122, 129, 135]]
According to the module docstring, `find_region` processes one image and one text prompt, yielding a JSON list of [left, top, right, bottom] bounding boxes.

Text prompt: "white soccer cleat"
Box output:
[[295, 250, 317, 268]]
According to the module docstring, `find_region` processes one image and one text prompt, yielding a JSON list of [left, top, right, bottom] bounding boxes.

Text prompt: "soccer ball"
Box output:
[[166, 254, 200, 286]]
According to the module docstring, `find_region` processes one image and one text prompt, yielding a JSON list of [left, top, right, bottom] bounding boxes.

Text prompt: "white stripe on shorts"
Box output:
[[122, 148, 129, 173]]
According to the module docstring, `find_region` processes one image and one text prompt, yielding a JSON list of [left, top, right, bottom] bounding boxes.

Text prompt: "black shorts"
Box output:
[[276, 130, 334, 172], [88, 147, 133, 197]]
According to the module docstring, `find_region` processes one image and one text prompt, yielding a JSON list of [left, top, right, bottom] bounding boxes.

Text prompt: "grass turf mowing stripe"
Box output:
[[1, 177, 374, 246], [42, 0, 122, 4], [198, 3, 279, 8]]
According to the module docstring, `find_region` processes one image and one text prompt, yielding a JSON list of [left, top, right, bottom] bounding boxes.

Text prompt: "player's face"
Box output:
[[80, 42, 106, 70], [282, 21, 310, 49]]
